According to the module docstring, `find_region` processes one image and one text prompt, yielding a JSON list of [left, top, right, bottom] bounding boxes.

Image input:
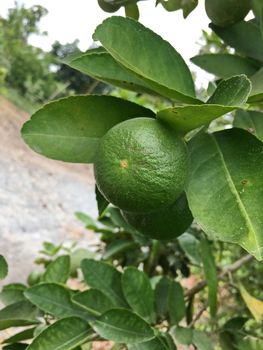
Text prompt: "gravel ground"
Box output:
[[0, 96, 97, 285]]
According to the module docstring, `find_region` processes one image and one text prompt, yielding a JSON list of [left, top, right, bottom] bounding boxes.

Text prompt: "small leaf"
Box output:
[[191, 54, 258, 79], [249, 67, 263, 102], [21, 95, 154, 163], [0, 255, 8, 280], [186, 128, 263, 260], [42, 255, 70, 284], [200, 237, 218, 318], [92, 308, 154, 344], [178, 232, 201, 265], [93, 16, 200, 103], [3, 327, 35, 344], [125, 3, 140, 20], [95, 186, 109, 218], [122, 267, 156, 323], [72, 289, 115, 316], [210, 21, 263, 63], [168, 281, 186, 325], [103, 240, 137, 260], [24, 283, 91, 320], [27, 317, 92, 350], [0, 301, 39, 330], [0, 285, 25, 306], [239, 285, 263, 322], [81, 259, 127, 307], [155, 277, 170, 319], [70, 248, 96, 275], [171, 326, 193, 345], [207, 75, 251, 106], [234, 109, 263, 142], [128, 335, 172, 350], [192, 330, 213, 350]]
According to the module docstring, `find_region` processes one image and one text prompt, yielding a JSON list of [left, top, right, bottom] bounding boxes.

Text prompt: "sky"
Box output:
[[0, 0, 213, 86]]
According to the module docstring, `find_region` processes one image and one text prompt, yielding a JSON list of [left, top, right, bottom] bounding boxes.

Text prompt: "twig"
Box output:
[[185, 254, 253, 299], [188, 302, 208, 327]]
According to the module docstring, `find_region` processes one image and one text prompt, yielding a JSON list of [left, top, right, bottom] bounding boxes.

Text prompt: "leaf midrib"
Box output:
[[211, 134, 259, 250]]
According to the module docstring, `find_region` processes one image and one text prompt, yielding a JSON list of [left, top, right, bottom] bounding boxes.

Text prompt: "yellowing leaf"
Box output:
[[240, 285, 263, 322]]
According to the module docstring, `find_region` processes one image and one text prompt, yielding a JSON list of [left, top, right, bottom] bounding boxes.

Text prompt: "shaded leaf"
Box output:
[[125, 3, 140, 20], [21, 95, 154, 163], [168, 281, 186, 325], [3, 327, 35, 344], [92, 308, 154, 344], [200, 237, 218, 318], [193, 330, 213, 350], [27, 317, 92, 350], [234, 109, 263, 142], [122, 267, 155, 323], [103, 240, 137, 260], [249, 67, 263, 102], [178, 232, 201, 265], [93, 16, 200, 103], [170, 326, 193, 345], [186, 128, 263, 260], [81, 259, 127, 307], [0, 301, 39, 330], [70, 248, 96, 275], [42, 255, 70, 284], [127, 335, 172, 350], [72, 289, 115, 316], [191, 54, 258, 79], [0, 255, 8, 280], [240, 285, 263, 322], [95, 186, 109, 218], [24, 283, 91, 320]]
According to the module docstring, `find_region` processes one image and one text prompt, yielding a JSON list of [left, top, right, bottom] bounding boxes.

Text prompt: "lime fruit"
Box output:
[[94, 117, 189, 213], [205, 0, 251, 27], [121, 193, 193, 240]]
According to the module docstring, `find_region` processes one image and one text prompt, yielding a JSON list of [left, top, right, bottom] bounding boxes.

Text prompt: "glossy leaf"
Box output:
[[72, 289, 115, 316], [27, 317, 92, 350], [93, 16, 200, 103], [122, 267, 155, 323], [128, 335, 173, 350], [191, 54, 258, 79], [42, 255, 70, 284], [24, 283, 90, 320], [178, 233, 201, 265], [3, 327, 35, 344], [68, 51, 154, 95], [81, 259, 127, 307], [239, 285, 263, 322], [21, 95, 154, 163], [210, 21, 263, 63], [234, 109, 263, 142], [0, 255, 8, 280], [249, 67, 263, 102], [95, 186, 109, 218], [157, 75, 251, 134], [186, 128, 263, 260], [92, 308, 154, 344], [200, 237, 218, 318], [0, 301, 39, 330]]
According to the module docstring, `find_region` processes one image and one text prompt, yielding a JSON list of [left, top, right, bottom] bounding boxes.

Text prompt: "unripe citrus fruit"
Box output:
[[94, 118, 189, 213], [205, 0, 251, 27], [121, 193, 193, 240]]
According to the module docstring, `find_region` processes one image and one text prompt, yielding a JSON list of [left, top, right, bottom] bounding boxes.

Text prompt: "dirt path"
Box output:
[[0, 96, 97, 284]]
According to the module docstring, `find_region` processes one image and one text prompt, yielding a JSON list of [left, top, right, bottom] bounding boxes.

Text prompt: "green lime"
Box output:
[[121, 193, 193, 240], [205, 0, 251, 27], [94, 117, 189, 213]]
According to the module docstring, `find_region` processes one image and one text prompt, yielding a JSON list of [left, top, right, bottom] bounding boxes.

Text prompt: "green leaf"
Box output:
[[122, 267, 155, 323], [234, 109, 263, 142], [191, 54, 258, 79], [95, 186, 109, 218], [24, 283, 91, 320], [0, 286, 25, 306], [210, 21, 263, 63], [157, 75, 251, 134], [125, 3, 140, 20], [178, 233, 201, 265], [68, 51, 154, 95], [0, 301, 39, 330], [157, 0, 198, 18], [0, 255, 8, 280], [92, 308, 155, 344], [21, 95, 154, 163], [200, 237, 218, 318], [154, 277, 185, 324], [27, 317, 92, 350], [249, 67, 263, 102], [72, 289, 115, 316], [128, 335, 172, 350], [2, 344, 27, 350], [93, 16, 200, 103], [239, 285, 263, 322], [75, 212, 97, 229], [3, 327, 35, 344], [186, 128, 263, 260], [42, 255, 70, 284], [70, 248, 96, 275], [81, 259, 127, 307], [207, 75, 251, 105], [192, 330, 213, 350], [171, 326, 193, 345], [103, 240, 137, 260]]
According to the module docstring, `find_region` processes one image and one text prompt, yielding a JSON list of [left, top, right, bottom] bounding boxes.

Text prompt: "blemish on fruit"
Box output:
[[120, 159, 129, 169]]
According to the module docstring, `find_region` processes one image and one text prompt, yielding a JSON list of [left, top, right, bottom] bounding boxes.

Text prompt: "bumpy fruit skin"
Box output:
[[205, 0, 251, 27], [122, 193, 193, 240], [94, 118, 189, 213]]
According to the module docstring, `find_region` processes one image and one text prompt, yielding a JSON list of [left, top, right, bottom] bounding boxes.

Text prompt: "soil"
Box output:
[[0, 96, 97, 285]]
